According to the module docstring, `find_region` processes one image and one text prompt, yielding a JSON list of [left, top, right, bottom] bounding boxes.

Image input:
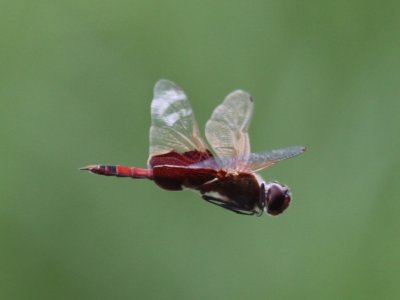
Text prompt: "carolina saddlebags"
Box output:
[[81, 80, 305, 216]]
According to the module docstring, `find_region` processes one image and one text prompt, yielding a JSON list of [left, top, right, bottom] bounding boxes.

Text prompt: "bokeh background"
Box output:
[[1, 1, 399, 299]]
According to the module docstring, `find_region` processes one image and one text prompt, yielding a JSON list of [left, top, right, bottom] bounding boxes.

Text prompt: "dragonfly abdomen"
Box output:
[[80, 165, 153, 179], [152, 166, 219, 191]]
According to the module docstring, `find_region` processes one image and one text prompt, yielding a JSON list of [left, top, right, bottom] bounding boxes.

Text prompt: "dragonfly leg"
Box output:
[[201, 194, 226, 205], [201, 195, 255, 216]]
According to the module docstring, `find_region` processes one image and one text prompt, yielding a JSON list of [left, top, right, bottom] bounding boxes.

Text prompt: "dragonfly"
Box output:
[[81, 80, 306, 216]]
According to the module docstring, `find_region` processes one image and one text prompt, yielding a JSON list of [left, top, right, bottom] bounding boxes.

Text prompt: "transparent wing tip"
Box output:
[[295, 145, 307, 152], [286, 146, 307, 156], [224, 89, 253, 103], [154, 79, 181, 95], [261, 146, 307, 162]]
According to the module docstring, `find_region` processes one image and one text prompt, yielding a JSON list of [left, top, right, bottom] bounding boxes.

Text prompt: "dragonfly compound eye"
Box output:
[[265, 183, 291, 216]]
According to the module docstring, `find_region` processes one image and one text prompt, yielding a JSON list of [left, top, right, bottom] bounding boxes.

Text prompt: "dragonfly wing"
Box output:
[[243, 146, 306, 172], [148, 80, 211, 167], [205, 89, 253, 166], [194, 146, 306, 171]]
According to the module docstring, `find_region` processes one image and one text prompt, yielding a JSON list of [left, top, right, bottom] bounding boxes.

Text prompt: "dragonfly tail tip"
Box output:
[[79, 165, 94, 171]]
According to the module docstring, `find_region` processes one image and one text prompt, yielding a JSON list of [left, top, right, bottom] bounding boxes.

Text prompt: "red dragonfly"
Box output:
[[81, 80, 305, 216]]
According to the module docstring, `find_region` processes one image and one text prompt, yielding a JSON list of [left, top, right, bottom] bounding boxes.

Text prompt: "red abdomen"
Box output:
[[152, 166, 219, 191]]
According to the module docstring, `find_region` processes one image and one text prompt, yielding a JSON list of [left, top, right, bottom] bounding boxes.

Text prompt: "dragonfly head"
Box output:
[[263, 182, 291, 216]]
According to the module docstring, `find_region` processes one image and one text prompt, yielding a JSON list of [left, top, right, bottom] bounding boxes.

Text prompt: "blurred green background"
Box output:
[[1, 0, 399, 299]]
